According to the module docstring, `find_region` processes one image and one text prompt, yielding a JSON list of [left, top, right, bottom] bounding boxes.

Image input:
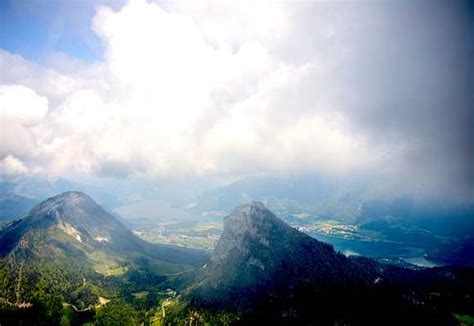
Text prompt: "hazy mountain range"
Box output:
[[2, 174, 473, 265], [1, 193, 473, 325]]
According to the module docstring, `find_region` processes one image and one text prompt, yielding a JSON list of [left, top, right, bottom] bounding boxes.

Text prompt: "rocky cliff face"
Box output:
[[211, 201, 287, 266], [191, 201, 373, 308]]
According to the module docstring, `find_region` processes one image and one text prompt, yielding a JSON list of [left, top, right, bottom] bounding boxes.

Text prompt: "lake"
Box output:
[[309, 232, 441, 268]]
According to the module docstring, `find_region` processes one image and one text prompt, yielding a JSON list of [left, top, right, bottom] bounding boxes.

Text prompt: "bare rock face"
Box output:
[[211, 201, 284, 266]]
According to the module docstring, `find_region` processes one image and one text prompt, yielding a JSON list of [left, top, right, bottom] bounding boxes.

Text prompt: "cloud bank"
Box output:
[[0, 0, 472, 200]]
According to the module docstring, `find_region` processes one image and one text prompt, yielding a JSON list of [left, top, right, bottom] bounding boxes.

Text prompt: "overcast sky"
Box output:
[[0, 0, 472, 200]]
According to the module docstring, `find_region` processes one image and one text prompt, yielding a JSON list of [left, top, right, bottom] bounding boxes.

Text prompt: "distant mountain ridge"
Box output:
[[0, 193, 39, 224], [188, 175, 369, 222]]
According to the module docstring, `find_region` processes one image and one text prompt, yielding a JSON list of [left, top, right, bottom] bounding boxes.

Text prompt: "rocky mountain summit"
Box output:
[[191, 201, 374, 308]]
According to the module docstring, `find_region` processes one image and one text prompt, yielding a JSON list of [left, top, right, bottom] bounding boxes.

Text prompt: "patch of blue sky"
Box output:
[[0, 0, 103, 63]]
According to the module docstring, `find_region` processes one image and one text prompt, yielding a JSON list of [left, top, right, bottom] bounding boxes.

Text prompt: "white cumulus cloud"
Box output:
[[0, 155, 29, 175], [0, 85, 49, 163], [0, 0, 373, 179]]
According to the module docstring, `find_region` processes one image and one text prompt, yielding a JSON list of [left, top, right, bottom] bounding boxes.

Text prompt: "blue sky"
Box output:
[[0, 0, 122, 63]]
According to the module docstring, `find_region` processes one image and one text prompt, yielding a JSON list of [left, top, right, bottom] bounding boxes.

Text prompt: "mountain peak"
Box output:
[[0, 191, 210, 269], [227, 200, 268, 219], [236, 200, 267, 211], [35, 191, 93, 208], [192, 203, 355, 308], [216, 201, 286, 260], [53, 191, 89, 200], [0, 191, 129, 256], [26, 191, 103, 225], [223, 200, 282, 232]]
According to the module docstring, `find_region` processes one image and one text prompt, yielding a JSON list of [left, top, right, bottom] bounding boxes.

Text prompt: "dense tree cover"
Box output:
[[0, 191, 212, 325], [95, 300, 141, 326], [0, 256, 173, 325], [152, 299, 238, 326], [156, 270, 474, 326]]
